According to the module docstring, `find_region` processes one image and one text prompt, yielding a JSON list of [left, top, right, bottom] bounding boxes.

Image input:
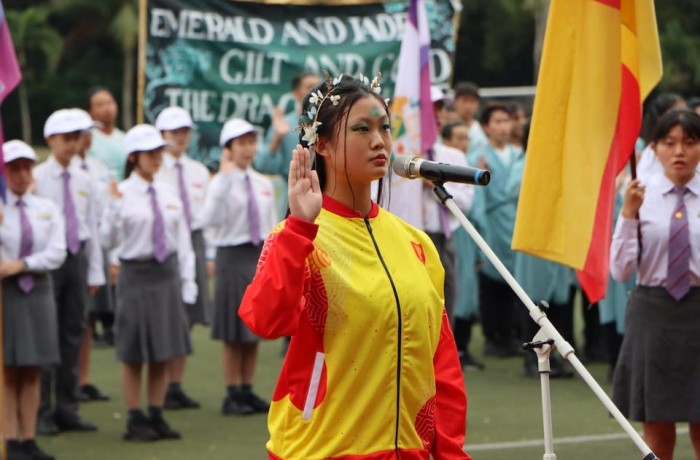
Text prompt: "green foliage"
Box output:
[[5, 5, 62, 76], [655, 0, 700, 96]]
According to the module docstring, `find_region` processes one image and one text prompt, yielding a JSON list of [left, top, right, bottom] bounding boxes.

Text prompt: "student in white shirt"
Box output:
[[0, 141, 65, 460], [610, 109, 700, 460], [101, 124, 196, 442], [203, 118, 277, 416], [33, 109, 105, 435], [154, 106, 211, 410], [68, 108, 113, 404]]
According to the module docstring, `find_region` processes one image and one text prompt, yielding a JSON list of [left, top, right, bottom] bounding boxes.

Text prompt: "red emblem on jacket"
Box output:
[[411, 241, 425, 264]]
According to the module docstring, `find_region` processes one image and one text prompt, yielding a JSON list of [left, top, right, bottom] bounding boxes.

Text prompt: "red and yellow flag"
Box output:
[[512, 0, 662, 302]]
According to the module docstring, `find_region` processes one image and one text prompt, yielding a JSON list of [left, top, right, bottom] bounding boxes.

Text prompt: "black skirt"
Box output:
[[115, 255, 192, 363], [3, 274, 60, 367], [211, 244, 261, 343], [612, 286, 700, 422]]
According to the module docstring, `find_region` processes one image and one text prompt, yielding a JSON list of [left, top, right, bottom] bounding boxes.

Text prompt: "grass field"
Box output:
[[37, 319, 694, 460]]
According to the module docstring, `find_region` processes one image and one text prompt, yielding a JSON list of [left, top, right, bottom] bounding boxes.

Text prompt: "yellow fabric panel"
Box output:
[[512, 0, 621, 268]]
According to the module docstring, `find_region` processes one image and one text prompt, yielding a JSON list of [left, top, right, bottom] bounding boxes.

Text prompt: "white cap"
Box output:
[[44, 109, 87, 137], [431, 86, 449, 103], [155, 106, 194, 131], [125, 124, 169, 155], [3, 140, 38, 164], [220, 118, 257, 146], [70, 108, 99, 131]]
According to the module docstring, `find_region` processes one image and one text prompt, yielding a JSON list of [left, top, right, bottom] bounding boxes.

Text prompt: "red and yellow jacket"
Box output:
[[240, 195, 471, 460]]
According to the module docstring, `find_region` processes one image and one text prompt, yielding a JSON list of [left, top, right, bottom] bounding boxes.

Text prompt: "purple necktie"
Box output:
[[666, 186, 691, 300], [175, 162, 192, 230], [81, 160, 88, 171], [16, 198, 35, 294], [245, 175, 262, 246], [62, 171, 81, 254], [148, 186, 168, 263]]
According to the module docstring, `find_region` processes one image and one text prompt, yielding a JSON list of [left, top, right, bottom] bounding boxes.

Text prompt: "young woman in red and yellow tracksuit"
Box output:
[[240, 74, 471, 460]]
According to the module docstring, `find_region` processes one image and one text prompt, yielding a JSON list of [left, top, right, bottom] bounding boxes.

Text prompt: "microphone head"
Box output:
[[475, 169, 491, 185], [392, 155, 416, 178]]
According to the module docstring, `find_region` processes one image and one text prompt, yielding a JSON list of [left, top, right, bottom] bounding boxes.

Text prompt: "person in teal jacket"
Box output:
[[443, 121, 484, 370], [254, 73, 320, 218], [507, 127, 574, 377], [470, 103, 522, 357]]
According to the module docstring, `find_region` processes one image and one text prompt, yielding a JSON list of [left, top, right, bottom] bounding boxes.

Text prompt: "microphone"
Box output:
[[392, 155, 491, 186]]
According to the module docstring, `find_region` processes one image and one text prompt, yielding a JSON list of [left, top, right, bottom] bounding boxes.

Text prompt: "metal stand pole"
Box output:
[[432, 183, 658, 460]]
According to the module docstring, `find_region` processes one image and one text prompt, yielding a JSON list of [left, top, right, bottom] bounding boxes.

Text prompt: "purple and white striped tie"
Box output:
[[148, 186, 168, 263], [666, 186, 691, 300], [62, 171, 81, 254], [17, 198, 35, 294]]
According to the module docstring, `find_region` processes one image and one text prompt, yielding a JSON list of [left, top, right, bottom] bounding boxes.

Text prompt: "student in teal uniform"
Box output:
[[507, 122, 574, 377], [254, 72, 320, 218], [470, 103, 522, 357], [442, 121, 484, 370]]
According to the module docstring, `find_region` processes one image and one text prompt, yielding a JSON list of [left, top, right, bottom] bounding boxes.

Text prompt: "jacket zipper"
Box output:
[[364, 217, 402, 458]]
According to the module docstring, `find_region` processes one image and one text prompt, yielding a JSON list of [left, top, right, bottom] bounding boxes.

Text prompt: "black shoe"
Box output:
[[221, 396, 254, 416], [79, 383, 110, 402], [54, 413, 98, 432], [240, 391, 270, 413], [164, 390, 200, 410], [459, 351, 485, 371], [21, 439, 54, 460], [150, 417, 181, 440], [6, 439, 33, 460], [123, 414, 159, 442], [36, 418, 59, 436]]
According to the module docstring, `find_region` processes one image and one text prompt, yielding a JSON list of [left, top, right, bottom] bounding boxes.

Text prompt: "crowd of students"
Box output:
[[2, 77, 700, 459]]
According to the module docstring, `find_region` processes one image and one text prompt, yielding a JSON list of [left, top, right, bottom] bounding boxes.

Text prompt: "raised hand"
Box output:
[[621, 179, 645, 219], [288, 145, 322, 223]]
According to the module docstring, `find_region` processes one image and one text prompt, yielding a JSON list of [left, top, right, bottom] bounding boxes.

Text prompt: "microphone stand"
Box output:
[[431, 182, 659, 460]]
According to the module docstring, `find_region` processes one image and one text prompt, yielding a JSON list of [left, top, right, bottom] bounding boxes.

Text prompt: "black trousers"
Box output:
[[426, 232, 456, 320], [478, 272, 517, 346], [40, 246, 88, 421]]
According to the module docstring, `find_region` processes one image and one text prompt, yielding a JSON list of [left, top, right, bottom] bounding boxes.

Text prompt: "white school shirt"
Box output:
[[155, 153, 210, 231], [202, 167, 277, 247], [421, 144, 475, 234], [611, 173, 700, 287], [0, 190, 67, 271], [33, 155, 105, 286], [100, 173, 197, 303], [70, 155, 112, 218]]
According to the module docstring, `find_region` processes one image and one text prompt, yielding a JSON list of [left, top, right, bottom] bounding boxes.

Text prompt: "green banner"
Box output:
[[145, 0, 456, 168]]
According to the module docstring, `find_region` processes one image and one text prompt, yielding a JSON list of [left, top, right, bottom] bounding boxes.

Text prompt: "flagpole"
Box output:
[[136, 0, 147, 124]]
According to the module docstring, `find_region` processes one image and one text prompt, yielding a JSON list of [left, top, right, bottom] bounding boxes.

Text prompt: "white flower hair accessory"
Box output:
[[297, 70, 385, 146]]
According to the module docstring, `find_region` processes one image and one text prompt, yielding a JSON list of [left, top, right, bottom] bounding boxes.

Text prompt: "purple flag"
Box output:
[[0, 0, 22, 202]]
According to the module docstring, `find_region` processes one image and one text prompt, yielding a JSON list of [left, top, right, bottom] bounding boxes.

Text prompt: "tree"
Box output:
[[51, 0, 138, 128], [5, 5, 62, 144]]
